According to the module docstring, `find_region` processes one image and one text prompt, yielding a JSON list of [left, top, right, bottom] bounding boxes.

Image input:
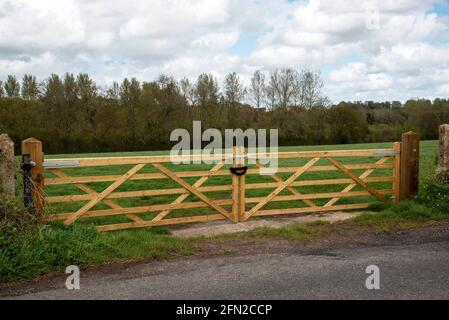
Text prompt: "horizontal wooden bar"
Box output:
[[45, 177, 393, 203], [45, 185, 233, 203], [96, 214, 227, 232], [47, 200, 234, 221], [95, 203, 372, 232], [245, 189, 394, 203], [245, 176, 393, 190], [46, 189, 393, 221], [45, 154, 233, 168], [253, 203, 372, 217], [45, 163, 393, 186], [250, 149, 395, 159], [44, 149, 394, 169]]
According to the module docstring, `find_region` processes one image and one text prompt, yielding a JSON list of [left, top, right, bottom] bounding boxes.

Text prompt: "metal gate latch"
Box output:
[[230, 166, 248, 176], [21, 154, 36, 171]]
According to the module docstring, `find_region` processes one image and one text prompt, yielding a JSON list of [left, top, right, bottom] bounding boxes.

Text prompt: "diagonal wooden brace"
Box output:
[[243, 157, 321, 221], [50, 169, 144, 223], [324, 157, 389, 207], [326, 157, 388, 203], [64, 164, 146, 225], [152, 162, 225, 222], [153, 163, 231, 220], [255, 160, 317, 208]]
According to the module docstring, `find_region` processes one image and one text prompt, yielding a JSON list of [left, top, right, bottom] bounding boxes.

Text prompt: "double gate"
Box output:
[[21, 133, 420, 232]]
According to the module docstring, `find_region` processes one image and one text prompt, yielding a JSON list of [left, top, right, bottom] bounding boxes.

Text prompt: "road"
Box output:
[[5, 237, 449, 300]]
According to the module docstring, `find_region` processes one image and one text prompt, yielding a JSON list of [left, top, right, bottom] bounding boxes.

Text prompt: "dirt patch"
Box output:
[[170, 211, 364, 238]]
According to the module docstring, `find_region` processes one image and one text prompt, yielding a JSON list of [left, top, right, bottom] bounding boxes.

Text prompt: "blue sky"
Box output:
[[0, 0, 448, 102]]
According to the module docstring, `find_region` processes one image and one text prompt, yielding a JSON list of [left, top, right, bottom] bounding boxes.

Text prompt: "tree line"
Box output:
[[0, 70, 448, 154]]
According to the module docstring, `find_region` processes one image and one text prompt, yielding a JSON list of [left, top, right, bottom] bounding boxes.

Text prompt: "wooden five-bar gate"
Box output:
[[21, 132, 420, 232]]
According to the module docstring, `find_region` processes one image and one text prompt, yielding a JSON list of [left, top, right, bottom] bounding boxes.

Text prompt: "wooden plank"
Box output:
[[97, 202, 372, 232], [234, 147, 246, 221], [243, 157, 320, 221], [45, 171, 230, 185], [64, 164, 146, 225], [45, 185, 233, 203], [248, 149, 396, 160], [48, 201, 233, 221], [246, 190, 394, 203], [97, 214, 227, 232], [44, 164, 394, 185], [393, 142, 401, 203], [153, 163, 231, 219], [45, 154, 232, 168], [256, 160, 317, 208], [232, 173, 239, 223], [324, 157, 389, 207], [326, 157, 388, 203], [44, 149, 393, 169], [231, 148, 240, 223], [245, 177, 394, 190], [47, 189, 394, 222], [45, 176, 394, 204], [253, 203, 372, 217], [399, 132, 420, 201], [238, 173, 246, 222], [152, 162, 225, 222], [246, 190, 394, 202]]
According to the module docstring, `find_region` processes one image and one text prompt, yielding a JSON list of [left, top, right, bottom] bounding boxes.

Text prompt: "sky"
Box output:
[[0, 0, 448, 103]]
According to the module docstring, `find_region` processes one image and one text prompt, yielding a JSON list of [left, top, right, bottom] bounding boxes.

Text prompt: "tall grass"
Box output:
[[0, 196, 194, 283]]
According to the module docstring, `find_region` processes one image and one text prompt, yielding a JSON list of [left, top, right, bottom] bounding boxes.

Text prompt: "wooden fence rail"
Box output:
[[21, 133, 420, 232]]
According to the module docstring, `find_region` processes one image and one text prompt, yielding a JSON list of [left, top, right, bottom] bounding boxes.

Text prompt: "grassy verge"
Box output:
[[352, 201, 447, 232], [0, 220, 195, 283], [2, 198, 449, 284]]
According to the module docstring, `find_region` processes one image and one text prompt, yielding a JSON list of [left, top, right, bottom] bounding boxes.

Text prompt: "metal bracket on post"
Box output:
[[22, 154, 35, 212]]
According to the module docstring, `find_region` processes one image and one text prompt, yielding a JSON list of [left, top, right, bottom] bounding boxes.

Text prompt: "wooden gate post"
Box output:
[[238, 148, 246, 222], [399, 132, 420, 201], [21, 138, 45, 213], [231, 146, 246, 223], [231, 148, 239, 223], [436, 124, 449, 183], [392, 142, 401, 203], [0, 133, 15, 198]]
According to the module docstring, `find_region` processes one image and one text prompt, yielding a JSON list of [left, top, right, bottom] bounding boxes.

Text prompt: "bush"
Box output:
[[0, 197, 40, 239], [416, 180, 449, 213]]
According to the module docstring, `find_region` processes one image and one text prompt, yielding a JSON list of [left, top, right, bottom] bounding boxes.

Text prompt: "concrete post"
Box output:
[[0, 133, 15, 198], [436, 124, 449, 183]]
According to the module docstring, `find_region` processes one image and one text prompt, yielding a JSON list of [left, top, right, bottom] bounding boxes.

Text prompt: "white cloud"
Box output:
[[0, 0, 448, 102], [190, 30, 240, 52]]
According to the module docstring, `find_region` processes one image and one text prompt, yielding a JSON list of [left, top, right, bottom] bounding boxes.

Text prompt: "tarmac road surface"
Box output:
[[5, 236, 449, 300]]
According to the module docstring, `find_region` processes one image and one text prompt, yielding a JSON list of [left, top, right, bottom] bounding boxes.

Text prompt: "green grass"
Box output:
[[211, 220, 330, 241], [353, 201, 449, 232], [42, 140, 439, 228], [0, 223, 195, 283]]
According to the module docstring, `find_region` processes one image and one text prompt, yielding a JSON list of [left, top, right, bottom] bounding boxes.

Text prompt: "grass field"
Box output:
[[42, 140, 439, 229]]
